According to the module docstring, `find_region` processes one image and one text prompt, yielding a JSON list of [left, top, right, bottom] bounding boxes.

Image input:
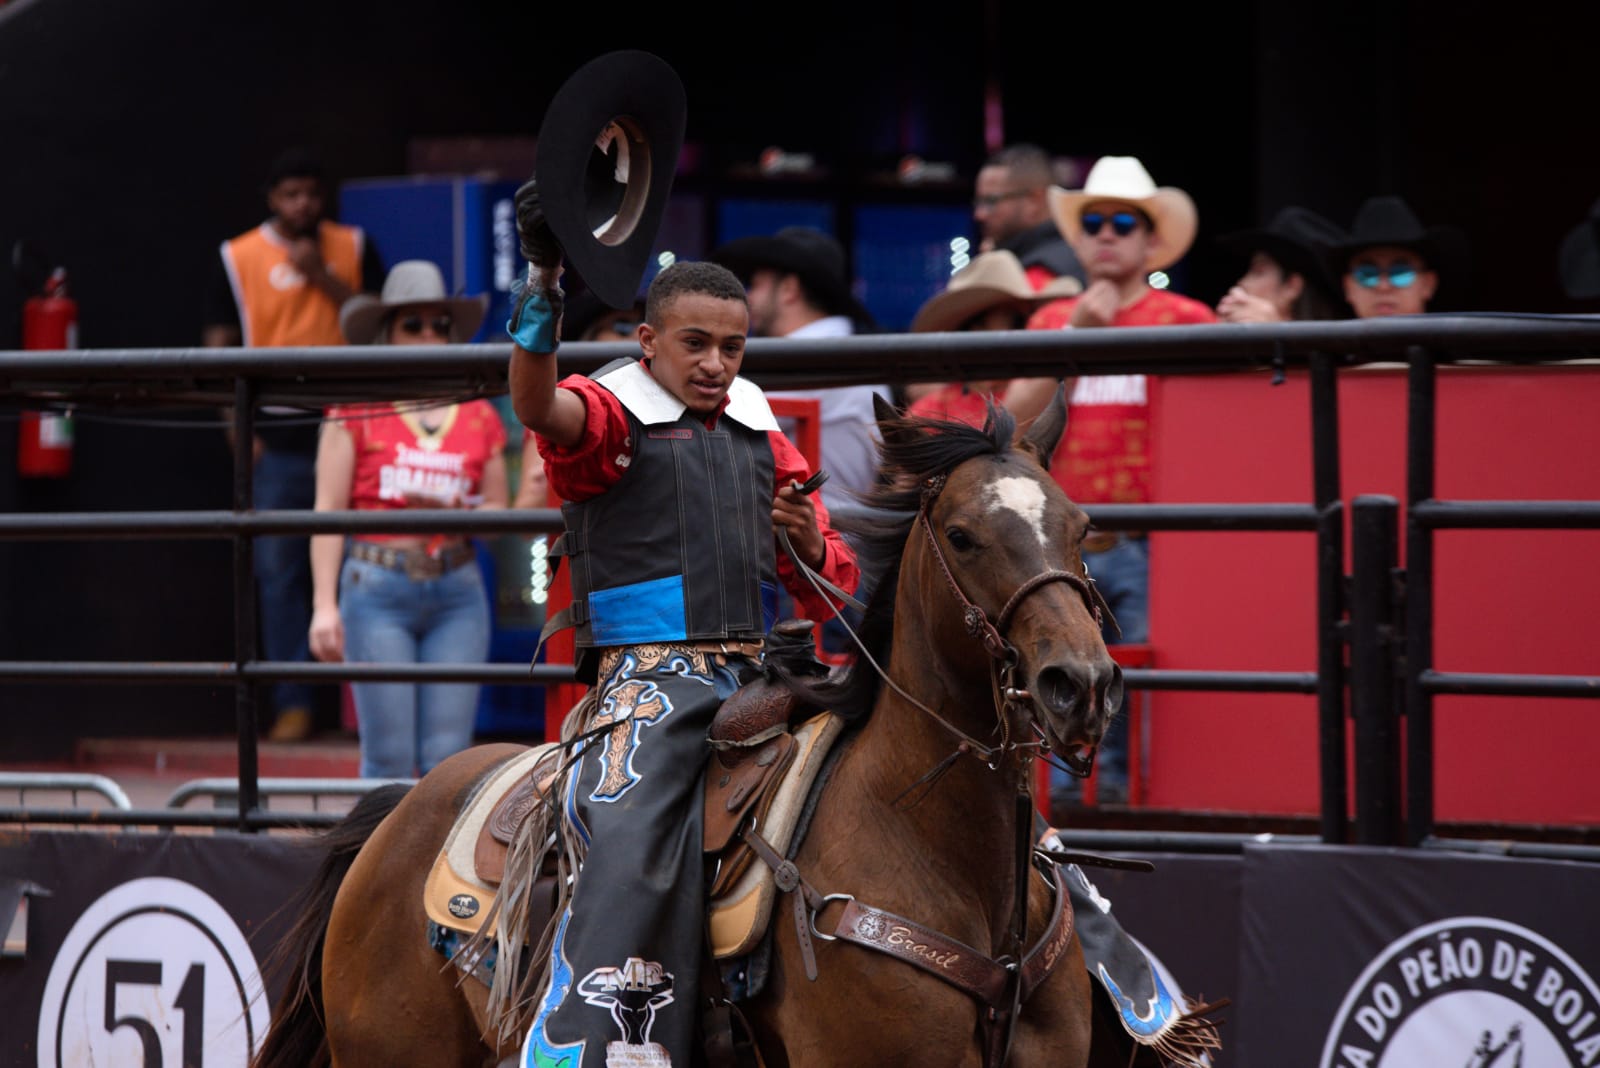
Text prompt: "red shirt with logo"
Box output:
[[1026, 288, 1216, 504], [327, 400, 507, 542]]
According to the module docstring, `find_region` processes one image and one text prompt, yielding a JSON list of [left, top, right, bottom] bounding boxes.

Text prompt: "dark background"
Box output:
[[1, 0, 1595, 752]]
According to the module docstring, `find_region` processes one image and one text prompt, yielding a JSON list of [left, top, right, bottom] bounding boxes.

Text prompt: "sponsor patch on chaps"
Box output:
[[1321, 916, 1600, 1066], [448, 893, 480, 919]]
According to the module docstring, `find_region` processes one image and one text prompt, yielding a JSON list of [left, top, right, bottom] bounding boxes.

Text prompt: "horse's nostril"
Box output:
[[1035, 666, 1078, 714], [1103, 663, 1125, 716]]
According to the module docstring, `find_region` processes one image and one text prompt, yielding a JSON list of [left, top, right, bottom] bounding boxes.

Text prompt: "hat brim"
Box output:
[[340, 294, 489, 346], [1049, 186, 1199, 272], [536, 51, 687, 309], [1216, 229, 1340, 296], [1324, 225, 1467, 285], [910, 275, 1082, 333], [711, 234, 874, 323]]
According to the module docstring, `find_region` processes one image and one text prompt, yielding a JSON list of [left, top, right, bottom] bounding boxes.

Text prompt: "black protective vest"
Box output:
[[549, 359, 779, 682]]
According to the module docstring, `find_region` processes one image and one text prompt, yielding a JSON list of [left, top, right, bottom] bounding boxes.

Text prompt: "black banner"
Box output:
[[0, 830, 315, 1068], [1237, 843, 1600, 1067]]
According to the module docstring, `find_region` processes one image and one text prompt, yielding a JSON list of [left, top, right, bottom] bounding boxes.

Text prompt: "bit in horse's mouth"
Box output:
[[1059, 744, 1097, 779]]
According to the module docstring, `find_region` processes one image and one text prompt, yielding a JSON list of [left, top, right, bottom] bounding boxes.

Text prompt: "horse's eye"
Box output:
[[945, 527, 975, 551]]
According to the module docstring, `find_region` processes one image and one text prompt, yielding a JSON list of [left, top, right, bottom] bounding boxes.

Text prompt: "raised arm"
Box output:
[[506, 179, 587, 448]]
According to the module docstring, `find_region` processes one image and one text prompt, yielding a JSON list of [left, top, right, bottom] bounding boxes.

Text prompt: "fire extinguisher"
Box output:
[[18, 266, 77, 478]]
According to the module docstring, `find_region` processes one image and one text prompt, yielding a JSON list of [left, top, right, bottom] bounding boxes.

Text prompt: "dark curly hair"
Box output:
[[645, 261, 748, 326]]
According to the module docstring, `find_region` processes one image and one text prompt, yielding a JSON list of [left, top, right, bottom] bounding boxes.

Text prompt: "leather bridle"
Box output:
[[914, 473, 1114, 776]]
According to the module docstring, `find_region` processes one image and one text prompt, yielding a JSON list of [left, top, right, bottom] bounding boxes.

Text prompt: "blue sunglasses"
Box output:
[[1081, 210, 1141, 237], [1351, 262, 1419, 289]]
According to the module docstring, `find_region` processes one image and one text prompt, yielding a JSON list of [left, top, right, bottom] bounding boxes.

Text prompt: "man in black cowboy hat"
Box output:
[[1328, 195, 1464, 319], [709, 226, 891, 518], [1215, 206, 1347, 322]]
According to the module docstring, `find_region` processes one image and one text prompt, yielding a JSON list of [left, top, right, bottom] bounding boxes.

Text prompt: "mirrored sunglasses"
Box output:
[[1350, 263, 1419, 289], [1081, 211, 1141, 237]]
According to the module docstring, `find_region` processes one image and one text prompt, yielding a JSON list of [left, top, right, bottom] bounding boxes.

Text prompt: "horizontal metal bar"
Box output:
[[0, 772, 132, 809], [0, 503, 1322, 540], [0, 661, 576, 684], [166, 777, 414, 809], [6, 316, 1600, 405], [1046, 828, 1323, 854], [0, 508, 565, 539], [1422, 836, 1600, 863], [1419, 670, 1600, 697], [1411, 500, 1600, 529], [1075, 503, 1320, 531], [1123, 669, 1321, 693], [0, 806, 343, 829]]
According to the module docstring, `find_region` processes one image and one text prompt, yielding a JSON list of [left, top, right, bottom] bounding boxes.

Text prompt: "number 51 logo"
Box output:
[[36, 877, 270, 1067]]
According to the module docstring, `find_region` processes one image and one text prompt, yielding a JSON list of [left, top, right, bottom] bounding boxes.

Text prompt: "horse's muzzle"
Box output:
[[1032, 657, 1123, 759]]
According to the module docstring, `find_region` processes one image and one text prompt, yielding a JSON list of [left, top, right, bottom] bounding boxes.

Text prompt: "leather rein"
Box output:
[[758, 471, 1116, 1066]]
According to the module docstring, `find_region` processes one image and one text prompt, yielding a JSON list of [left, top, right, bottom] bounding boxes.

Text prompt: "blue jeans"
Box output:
[[339, 554, 491, 778], [1052, 535, 1147, 799], [253, 448, 316, 718]]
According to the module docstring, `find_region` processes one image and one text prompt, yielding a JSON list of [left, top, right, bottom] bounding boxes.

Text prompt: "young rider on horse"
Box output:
[[505, 181, 861, 1068]]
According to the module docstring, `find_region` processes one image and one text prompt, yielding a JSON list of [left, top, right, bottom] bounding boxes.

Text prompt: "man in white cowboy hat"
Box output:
[[906, 249, 1080, 426], [1006, 155, 1215, 807]]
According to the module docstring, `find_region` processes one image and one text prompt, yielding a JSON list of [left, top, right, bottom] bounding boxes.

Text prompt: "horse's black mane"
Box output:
[[782, 402, 1018, 722]]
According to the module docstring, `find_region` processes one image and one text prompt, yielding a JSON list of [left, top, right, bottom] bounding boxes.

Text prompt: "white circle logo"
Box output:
[[35, 876, 269, 1068], [1321, 916, 1600, 1066]]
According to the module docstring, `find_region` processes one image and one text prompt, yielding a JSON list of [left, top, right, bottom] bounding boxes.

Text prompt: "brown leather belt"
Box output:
[[1082, 531, 1146, 553], [687, 638, 765, 661], [347, 540, 475, 580]]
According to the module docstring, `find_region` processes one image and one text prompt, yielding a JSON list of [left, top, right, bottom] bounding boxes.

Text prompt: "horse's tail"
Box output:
[[251, 782, 412, 1068]]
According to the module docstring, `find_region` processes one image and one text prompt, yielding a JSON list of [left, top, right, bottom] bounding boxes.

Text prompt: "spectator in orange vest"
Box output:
[[203, 147, 384, 742]]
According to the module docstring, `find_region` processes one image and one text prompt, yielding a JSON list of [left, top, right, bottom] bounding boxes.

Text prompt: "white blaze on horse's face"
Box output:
[[983, 476, 1051, 551]]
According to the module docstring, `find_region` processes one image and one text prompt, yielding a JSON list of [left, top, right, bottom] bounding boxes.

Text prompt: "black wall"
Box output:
[[0, 0, 1593, 752]]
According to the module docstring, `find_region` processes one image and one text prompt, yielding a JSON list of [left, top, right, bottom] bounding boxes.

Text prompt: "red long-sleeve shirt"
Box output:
[[534, 367, 861, 624]]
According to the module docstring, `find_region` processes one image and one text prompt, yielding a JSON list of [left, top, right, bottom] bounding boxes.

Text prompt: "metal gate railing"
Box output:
[[2, 316, 1597, 846]]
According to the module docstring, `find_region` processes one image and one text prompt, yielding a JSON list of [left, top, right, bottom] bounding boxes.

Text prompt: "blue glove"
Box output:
[[507, 270, 564, 352]]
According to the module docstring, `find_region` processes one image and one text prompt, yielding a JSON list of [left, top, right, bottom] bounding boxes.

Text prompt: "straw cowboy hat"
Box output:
[[710, 225, 875, 325], [909, 250, 1082, 333], [1048, 156, 1199, 272], [1216, 205, 1349, 298], [339, 260, 488, 345]]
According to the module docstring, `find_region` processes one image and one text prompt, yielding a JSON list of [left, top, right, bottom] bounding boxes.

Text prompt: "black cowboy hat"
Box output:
[[1558, 197, 1600, 300], [535, 50, 686, 309], [1216, 206, 1347, 297], [1324, 195, 1467, 281], [709, 226, 875, 325]]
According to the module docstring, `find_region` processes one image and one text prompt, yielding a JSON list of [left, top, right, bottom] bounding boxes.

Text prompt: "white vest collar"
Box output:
[[597, 360, 779, 432]]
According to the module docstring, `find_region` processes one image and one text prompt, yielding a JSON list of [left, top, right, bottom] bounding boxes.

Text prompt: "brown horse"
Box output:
[[252, 391, 1127, 1068]]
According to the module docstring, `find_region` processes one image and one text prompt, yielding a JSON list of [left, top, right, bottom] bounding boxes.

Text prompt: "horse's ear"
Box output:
[[872, 392, 899, 427], [1018, 382, 1067, 467]]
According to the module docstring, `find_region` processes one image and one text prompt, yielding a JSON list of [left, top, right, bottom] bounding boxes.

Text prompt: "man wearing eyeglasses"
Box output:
[[973, 143, 1085, 289], [1328, 195, 1457, 319], [1004, 155, 1214, 808]]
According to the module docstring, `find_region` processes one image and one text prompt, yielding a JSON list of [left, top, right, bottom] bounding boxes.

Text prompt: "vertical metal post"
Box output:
[[1310, 353, 1347, 843], [231, 377, 261, 831], [1350, 495, 1402, 846], [1405, 348, 1437, 846]]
